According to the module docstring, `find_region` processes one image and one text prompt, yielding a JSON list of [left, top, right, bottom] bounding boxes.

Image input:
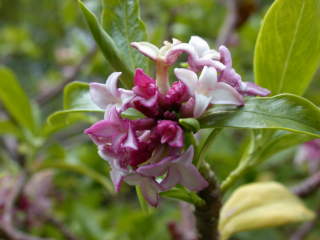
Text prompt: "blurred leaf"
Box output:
[[78, 1, 133, 88], [36, 162, 114, 193], [160, 187, 205, 206], [199, 94, 320, 138], [46, 82, 102, 134], [219, 182, 315, 240], [254, 0, 320, 95], [101, 0, 148, 70], [0, 120, 21, 137], [179, 118, 200, 132], [257, 130, 314, 163], [121, 107, 146, 120], [0, 66, 36, 133]]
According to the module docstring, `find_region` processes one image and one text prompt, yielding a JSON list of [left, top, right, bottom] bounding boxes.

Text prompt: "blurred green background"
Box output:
[[0, 0, 319, 239]]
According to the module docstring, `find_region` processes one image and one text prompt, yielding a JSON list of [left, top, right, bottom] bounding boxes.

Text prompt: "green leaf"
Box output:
[[179, 118, 200, 132], [254, 0, 320, 95], [46, 82, 103, 133], [160, 187, 205, 206], [0, 67, 36, 133], [101, 0, 148, 70], [219, 182, 315, 240], [121, 107, 146, 120], [78, 1, 133, 88], [199, 94, 320, 138], [35, 162, 114, 194], [0, 120, 21, 138]]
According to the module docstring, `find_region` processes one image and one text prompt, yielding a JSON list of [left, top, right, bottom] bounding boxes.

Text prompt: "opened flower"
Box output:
[[175, 66, 243, 117]]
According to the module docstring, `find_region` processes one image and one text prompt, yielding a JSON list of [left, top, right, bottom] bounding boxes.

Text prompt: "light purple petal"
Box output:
[[189, 36, 210, 57], [173, 146, 194, 164], [240, 82, 271, 97], [110, 168, 126, 192], [174, 68, 197, 95], [169, 125, 184, 148], [198, 66, 218, 91], [89, 83, 116, 109], [140, 178, 160, 207], [193, 94, 211, 118], [122, 123, 138, 150], [84, 120, 119, 144], [130, 42, 159, 60], [218, 45, 232, 67], [178, 164, 208, 191], [105, 72, 121, 98], [137, 157, 173, 177], [209, 82, 244, 106], [160, 167, 180, 191]]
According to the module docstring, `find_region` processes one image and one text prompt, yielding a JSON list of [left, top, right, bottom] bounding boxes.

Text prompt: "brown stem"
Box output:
[[292, 171, 320, 198], [36, 45, 97, 105], [194, 163, 222, 240]]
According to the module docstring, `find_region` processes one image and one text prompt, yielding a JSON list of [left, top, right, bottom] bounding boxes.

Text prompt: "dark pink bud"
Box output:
[[133, 68, 157, 98], [156, 120, 183, 148], [165, 81, 190, 104]]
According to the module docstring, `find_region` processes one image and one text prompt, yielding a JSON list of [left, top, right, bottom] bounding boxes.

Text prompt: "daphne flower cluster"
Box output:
[[85, 36, 270, 206]]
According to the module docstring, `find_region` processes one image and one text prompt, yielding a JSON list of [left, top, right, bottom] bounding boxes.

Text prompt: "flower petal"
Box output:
[[178, 164, 208, 191], [89, 83, 116, 109], [123, 123, 138, 150], [174, 68, 198, 95], [130, 42, 159, 60], [209, 82, 244, 106], [140, 178, 160, 207], [137, 157, 173, 177], [173, 146, 194, 164], [105, 72, 121, 98], [240, 82, 271, 97], [219, 45, 232, 67], [199, 66, 218, 90], [193, 94, 211, 118], [110, 168, 126, 192], [160, 166, 180, 191], [189, 36, 210, 57]]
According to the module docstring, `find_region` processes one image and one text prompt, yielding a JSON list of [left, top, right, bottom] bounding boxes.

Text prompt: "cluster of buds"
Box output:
[[84, 36, 270, 206]]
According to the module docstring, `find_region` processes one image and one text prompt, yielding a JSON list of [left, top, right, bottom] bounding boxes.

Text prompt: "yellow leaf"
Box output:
[[219, 182, 315, 240]]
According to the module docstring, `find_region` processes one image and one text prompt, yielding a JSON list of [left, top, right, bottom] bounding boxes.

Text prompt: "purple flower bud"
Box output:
[[156, 120, 184, 148]]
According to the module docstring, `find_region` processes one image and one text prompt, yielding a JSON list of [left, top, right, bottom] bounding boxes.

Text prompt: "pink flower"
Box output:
[[175, 66, 243, 117], [156, 120, 184, 148], [84, 107, 138, 152], [137, 147, 208, 191], [124, 173, 162, 207], [164, 81, 190, 105], [218, 46, 270, 97], [89, 72, 134, 111]]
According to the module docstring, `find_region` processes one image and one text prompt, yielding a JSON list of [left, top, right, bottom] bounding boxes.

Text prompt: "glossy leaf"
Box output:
[[254, 0, 320, 95], [78, 1, 133, 88], [46, 82, 103, 133], [160, 187, 205, 206], [199, 94, 320, 138], [219, 182, 315, 240], [101, 0, 148, 70], [0, 67, 36, 133]]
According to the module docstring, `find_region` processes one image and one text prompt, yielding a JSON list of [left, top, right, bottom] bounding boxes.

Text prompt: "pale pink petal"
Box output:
[[198, 66, 218, 90], [174, 68, 197, 95], [130, 42, 159, 60], [105, 72, 121, 98], [110, 168, 126, 192], [89, 83, 116, 109], [173, 146, 194, 164], [193, 94, 211, 118], [240, 82, 271, 97], [137, 157, 173, 177], [124, 174, 143, 185], [140, 179, 160, 207], [122, 123, 138, 150], [119, 88, 134, 106], [209, 82, 244, 106], [169, 125, 184, 148], [203, 49, 220, 60], [84, 120, 120, 144], [178, 164, 208, 191], [189, 36, 210, 57], [219, 45, 232, 67], [160, 167, 180, 191]]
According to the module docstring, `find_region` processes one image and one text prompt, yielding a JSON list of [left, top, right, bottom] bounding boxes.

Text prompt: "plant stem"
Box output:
[[155, 62, 170, 94], [194, 163, 222, 240]]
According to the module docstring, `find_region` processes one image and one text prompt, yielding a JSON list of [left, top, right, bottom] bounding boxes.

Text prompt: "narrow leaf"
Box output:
[[78, 1, 133, 88], [254, 0, 320, 95], [101, 0, 148, 70], [199, 94, 320, 138], [219, 182, 315, 240], [0, 67, 36, 133]]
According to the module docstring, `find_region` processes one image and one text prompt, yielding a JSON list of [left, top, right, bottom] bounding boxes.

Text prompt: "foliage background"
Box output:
[[0, 0, 319, 239]]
